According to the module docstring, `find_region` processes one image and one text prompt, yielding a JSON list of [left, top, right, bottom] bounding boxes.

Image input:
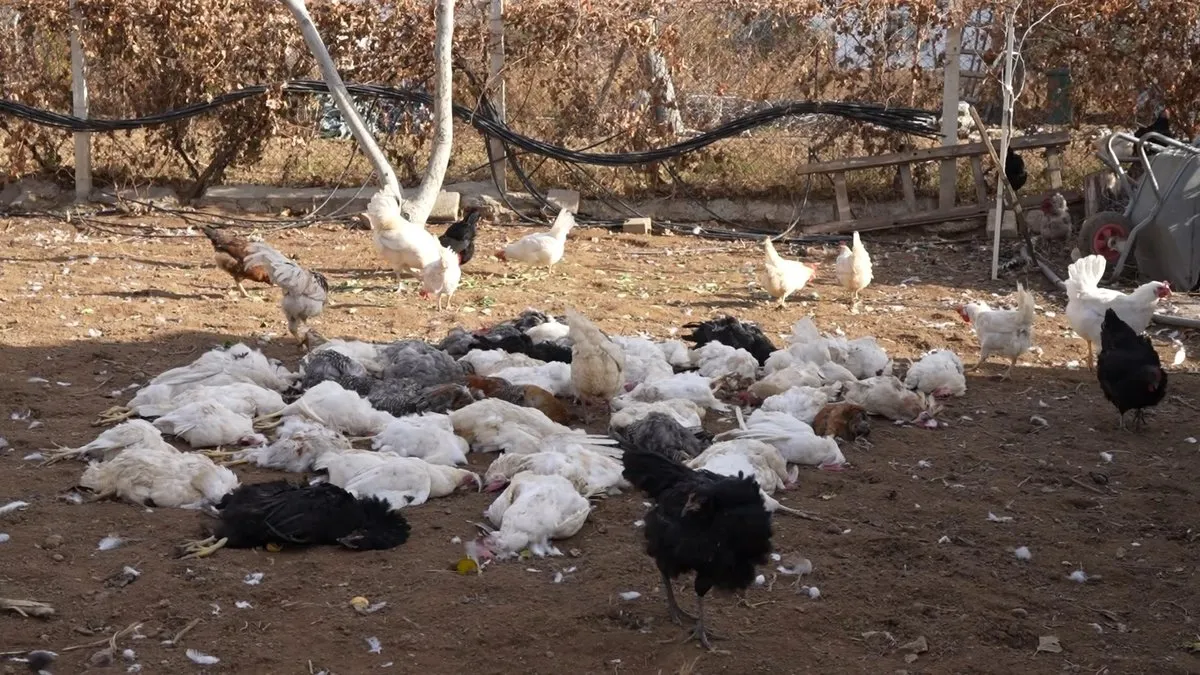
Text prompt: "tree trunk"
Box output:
[[403, 0, 456, 226], [641, 19, 684, 136]]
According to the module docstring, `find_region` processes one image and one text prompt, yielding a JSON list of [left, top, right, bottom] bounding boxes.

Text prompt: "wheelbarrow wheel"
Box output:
[[1077, 211, 1133, 271]]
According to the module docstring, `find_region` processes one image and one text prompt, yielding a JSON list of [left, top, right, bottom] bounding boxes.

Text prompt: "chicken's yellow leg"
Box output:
[[178, 536, 229, 559]]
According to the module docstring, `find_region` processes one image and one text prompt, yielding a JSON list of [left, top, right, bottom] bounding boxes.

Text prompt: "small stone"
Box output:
[[52, 553, 64, 562], [1011, 608, 1028, 618], [89, 648, 114, 667], [43, 534, 64, 550]]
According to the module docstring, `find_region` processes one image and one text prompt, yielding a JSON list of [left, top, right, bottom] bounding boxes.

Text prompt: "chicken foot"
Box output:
[[663, 574, 697, 625], [236, 280, 251, 299], [252, 411, 284, 432], [682, 594, 725, 651], [178, 536, 229, 559], [93, 405, 135, 427]]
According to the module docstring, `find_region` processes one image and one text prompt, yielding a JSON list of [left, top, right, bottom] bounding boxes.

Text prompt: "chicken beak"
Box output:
[[484, 479, 507, 493]]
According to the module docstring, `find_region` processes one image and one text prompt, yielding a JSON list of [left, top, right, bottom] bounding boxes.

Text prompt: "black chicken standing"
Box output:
[[178, 481, 411, 558], [1004, 147, 1027, 194], [439, 209, 481, 266], [1097, 308, 1168, 430], [622, 445, 772, 650]]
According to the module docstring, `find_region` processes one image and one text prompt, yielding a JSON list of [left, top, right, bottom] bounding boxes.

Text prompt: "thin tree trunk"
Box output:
[[642, 18, 684, 136], [404, 0, 456, 226]]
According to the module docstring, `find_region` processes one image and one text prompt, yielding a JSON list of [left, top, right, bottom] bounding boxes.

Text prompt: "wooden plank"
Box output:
[[969, 155, 989, 204], [793, 131, 1071, 176], [801, 190, 1084, 235], [832, 172, 851, 221], [1084, 172, 1102, 219], [898, 163, 917, 211], [1044, 147, 1064, 189]]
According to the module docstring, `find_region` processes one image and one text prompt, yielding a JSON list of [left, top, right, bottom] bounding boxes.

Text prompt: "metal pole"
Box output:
[[69, 0, 91, 202], [990, 6, 1017, 280]]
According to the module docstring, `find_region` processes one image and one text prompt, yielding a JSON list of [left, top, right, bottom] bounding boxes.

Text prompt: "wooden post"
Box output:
[[487, 0, 507, 194], [69, 0, 91, 202], [938, 7, 963, 211]]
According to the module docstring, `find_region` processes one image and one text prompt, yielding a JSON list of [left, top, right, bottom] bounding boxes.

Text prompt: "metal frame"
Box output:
[[1094, 131, 1200, 281]]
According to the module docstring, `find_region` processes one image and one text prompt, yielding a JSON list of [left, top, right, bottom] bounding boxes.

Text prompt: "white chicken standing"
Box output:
[[496, 208, 576, 270], [80, 444, 238, 509], [1064, 254, 1171, 369], [567, 309, 625, 417], [758, 238, 817, 308], [419, 246, 462, 310], [476, 472, 592, 559], [904, 349, 967, 398], [834, 231, 873, 311], [365, 188, 445, 292], [243, 243, 329, 350], [958, 282, 1036, 379]]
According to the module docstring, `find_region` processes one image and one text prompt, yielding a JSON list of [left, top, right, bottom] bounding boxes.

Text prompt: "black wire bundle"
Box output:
[[0, 80, 941, 169]]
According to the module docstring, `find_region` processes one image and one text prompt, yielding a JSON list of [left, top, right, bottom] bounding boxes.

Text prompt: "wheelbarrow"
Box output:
[[1081, 131, 1200, 289]]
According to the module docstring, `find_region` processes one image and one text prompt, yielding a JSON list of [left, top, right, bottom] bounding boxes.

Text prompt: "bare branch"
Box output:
[[278, 0, 401, 198]]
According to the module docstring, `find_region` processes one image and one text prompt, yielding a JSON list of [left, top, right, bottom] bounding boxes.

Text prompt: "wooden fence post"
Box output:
[[487, 0, 507, 195], [938, 7, 963, 211], [69, 0, 91, 202]]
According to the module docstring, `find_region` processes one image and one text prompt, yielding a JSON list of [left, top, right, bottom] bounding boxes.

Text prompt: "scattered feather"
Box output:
[[1173, 346, 1186, 366], [235, 601, 253, 609], [23, 452, 44, 461], [185, 649, 219, 665], [754, 574, 766, 586], [0, 533, 9, 543], [97, 535, 123, 551], [1068, 569, 1089, 583], [1099, 452, 1113, 463], [618, 591, 641, 601], [937, 535, 950, 544], [0, 500, 30, 516], [243, 572, 264, 585], [1014, 546, 1032, 561], [1029, 415, 1048, 427], [366, 636, 382, 654], [804, 586, 821, 599], [987, 512, 1013, 523]]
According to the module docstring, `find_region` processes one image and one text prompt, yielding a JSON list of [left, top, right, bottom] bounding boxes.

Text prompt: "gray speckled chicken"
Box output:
[[244, 242, 329, 350], [610, 412, 707, 464], [379, 340, 465, 387], [300, 349, 375, 395]]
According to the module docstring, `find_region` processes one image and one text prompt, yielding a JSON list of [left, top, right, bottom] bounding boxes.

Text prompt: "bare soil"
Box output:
[[1, 214, 1198, 675]]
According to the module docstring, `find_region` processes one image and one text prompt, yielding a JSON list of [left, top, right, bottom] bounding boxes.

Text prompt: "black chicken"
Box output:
[[622, 445, 772, 650], [1097, 308, 1168, 430], [178, 481, 411, 558], [1134, 112, 1173, 140], [439, 209, 482, 266], [682, 316, 777, 366], [1004, 147, 1027, 193], [610, 412, 708, 463]]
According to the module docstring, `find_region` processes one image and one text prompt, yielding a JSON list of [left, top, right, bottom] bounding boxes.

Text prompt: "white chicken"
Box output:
[[842, 376, 940, 424], [496, 208, 576, 269], [828, 336, 893, 379], [80, 444, 238, 509], [958, 282, 1036, 379], [745, 362, 823, 403], [834, 230, 873, 310], [318, 451, 480, 509], [655, 339, 694, 369], [614, 372, 728, 412], [365, 187, 445, 292], [237, 416, 352, 473], [612, 336, 675, 388], [371, 413, 469, 466], [716, 409, 845, 469], [148, 343, 295, 392], [607, 399, 705, 431], [758, 238, 817, 308], [758, 385, 834, 425], [1065, 254, 1171, 369], [904, 349, 967, 398], [525, 317, 571, 344], [259, 380, 394, 436], [688, 439, 795, 494], [419, 245, 461, 310], [459, 349, 544, 377], [477, 472, 592, 559], [310, 339, 386, 375], [133, 382, 286, 419], [449, 399, 613, 454], [243, 242, 329, 350], [692, 341, 758, 388], [152, 400, 265, 449], [492, 361, 574, 397], [484, 445, 627, 498], [567, 309, 625, 413], [45, 419, 170, 464]]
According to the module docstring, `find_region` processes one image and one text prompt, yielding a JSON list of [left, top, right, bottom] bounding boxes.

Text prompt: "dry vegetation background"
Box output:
[[0, 0, 1198, 204]]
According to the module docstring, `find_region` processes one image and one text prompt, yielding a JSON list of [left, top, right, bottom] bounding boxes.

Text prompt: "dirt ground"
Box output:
[[1, 212, 1199, 675]]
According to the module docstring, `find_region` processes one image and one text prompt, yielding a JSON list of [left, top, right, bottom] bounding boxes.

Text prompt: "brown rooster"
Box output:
[[202, 226, 273, 297], [466, 374, 571, 424], [812, 402, 870, 442]]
